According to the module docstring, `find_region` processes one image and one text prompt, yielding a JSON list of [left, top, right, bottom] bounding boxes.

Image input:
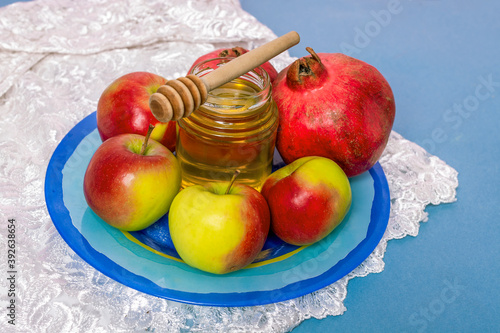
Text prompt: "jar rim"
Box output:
[[188, 56, 271, 103]]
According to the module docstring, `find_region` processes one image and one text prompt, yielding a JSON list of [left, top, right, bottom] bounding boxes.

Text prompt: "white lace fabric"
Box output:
[[0, 0, 458, 332]]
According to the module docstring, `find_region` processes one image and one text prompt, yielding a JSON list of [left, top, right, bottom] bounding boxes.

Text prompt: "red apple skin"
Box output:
[[261, 156, 352, 246], [272, 51, 395, 177], [188, 46, 278, 82], [83, 133, 181, 231], [97, 72, 177, 152], [212, 183, 271, 272]]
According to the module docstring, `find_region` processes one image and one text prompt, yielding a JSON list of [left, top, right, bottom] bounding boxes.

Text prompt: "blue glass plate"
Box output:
[[44, 112, 390, 307]]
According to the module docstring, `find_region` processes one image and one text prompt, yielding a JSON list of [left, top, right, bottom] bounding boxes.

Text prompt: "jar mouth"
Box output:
[[188, 57, 272, 116]]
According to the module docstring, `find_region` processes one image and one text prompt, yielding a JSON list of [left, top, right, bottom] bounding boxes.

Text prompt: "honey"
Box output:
[[176, 57, 278, 190]]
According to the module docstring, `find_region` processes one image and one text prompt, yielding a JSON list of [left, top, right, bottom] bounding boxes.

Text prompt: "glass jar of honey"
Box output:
[[175, 57, 279, 190]]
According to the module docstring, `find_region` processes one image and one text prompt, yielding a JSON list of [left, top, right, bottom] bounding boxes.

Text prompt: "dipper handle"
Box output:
[[149, 31, 300, 122]]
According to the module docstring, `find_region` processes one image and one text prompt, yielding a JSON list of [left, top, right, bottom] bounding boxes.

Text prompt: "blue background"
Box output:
[[2, 0, 498, 332]]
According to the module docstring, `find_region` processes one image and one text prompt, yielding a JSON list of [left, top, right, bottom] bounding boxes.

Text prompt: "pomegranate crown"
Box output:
[[286, 47, 327, 89]]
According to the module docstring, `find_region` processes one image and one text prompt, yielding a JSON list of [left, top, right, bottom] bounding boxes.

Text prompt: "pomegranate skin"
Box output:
[[272, 52, 395, 177]]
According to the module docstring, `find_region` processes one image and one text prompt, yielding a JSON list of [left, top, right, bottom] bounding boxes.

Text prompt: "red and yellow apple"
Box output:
[[83, 131, 181, 231], [261, 156, 352, 246], [168, 176, 270, 274], [97, 71, 177, 152]]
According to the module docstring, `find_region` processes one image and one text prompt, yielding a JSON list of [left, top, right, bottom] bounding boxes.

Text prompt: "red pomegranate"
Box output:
[[272, 48, 396, 177], [187, 46, 278, 82]]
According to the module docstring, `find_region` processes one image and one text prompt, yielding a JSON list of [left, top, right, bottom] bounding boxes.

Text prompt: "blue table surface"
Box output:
[[2, 0, 498, 332]]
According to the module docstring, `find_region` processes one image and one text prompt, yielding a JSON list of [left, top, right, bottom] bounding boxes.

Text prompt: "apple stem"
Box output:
[[140, 124, 155, 155], [225, 169, 241, 194], [305, 47, 322, 64]]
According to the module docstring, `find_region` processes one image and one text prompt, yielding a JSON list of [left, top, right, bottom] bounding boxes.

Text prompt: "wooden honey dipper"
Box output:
[[149, 31, 300, 123]]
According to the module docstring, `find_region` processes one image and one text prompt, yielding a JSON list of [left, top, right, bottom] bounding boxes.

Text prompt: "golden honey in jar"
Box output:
[[176, 57, 278, 190]]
